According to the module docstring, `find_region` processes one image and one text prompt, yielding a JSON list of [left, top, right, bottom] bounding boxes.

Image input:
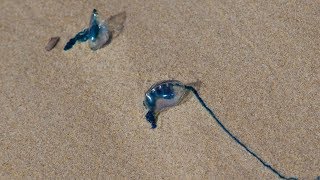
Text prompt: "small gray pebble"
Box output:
[[45, 37, 60, 51]]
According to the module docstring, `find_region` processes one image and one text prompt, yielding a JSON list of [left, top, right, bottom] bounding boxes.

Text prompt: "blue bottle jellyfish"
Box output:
[[143, 80, 297, 180], [143, 80, 187, 129], [64, 9, 109, 51]]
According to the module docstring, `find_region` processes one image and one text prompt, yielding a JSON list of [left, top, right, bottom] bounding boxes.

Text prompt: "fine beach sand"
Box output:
[[1, 0, 319, 179]]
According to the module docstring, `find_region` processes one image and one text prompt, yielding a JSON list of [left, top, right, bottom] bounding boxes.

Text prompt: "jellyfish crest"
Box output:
[[87, 9, 100, 42], [89, 9, 99, 27], [87, 9, 109, 50], [64, 9, 110, 51]]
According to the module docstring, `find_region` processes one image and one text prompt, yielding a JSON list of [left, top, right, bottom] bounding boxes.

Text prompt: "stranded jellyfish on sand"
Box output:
[[143, 80, 297, 180]]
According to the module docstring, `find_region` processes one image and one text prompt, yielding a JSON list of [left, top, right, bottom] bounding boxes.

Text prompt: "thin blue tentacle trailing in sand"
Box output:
[[143, 80, 298, 180], [64, 9, 109, 51]]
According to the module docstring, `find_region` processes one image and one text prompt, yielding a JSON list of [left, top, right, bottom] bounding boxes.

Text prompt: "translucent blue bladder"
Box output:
[[143, 80, 297, 180], [64, 9, 109, 51], [143, 80, 187, 129]]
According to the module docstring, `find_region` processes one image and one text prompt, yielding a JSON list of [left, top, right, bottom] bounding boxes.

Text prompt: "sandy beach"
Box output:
[[1, 0, 319, 179]]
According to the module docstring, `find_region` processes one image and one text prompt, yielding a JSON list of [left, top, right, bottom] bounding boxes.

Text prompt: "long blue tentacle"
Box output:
[[183, 85, 297, 180]]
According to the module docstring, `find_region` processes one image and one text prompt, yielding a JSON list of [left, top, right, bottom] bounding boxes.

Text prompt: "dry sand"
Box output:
[[0, 0, 319, 179]]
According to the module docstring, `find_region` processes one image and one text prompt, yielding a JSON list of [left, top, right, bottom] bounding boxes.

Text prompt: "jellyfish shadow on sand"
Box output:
[[102, 11, 127, 48]]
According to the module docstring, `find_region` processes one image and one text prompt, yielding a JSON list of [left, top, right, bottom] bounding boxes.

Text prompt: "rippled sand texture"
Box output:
[[0, 0, 319, 179]]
